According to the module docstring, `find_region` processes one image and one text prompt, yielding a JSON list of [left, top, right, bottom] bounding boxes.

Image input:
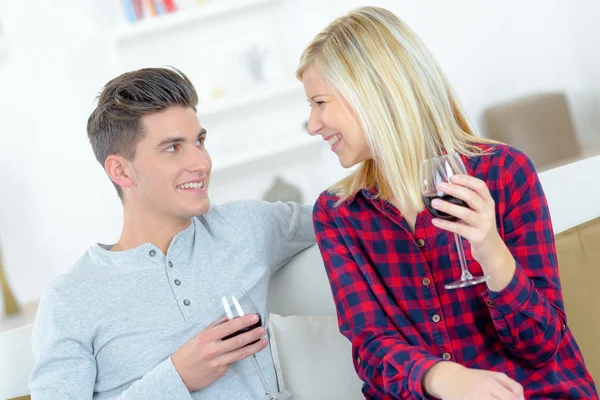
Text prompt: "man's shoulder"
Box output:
[[200, 200, 279, 224], [43, 247, 107, 299]]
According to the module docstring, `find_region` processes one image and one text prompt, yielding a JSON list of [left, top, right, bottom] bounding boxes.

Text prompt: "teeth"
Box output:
[[178, 181, 204, 189], [327, 135, 341, 146]]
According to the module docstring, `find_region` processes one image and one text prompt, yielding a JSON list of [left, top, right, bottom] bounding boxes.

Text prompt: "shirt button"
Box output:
[[486, 300, 495, 307], [432, 314, 441, 323], [356, 356, 361, 366], [183, 299, 191, 306], [442, 352, 451, 360], [416, 239, 425, 248], [149, 250, 156, 257], [422, 277, 431, 286], [174, 279, 181, 286], [168, 261, 173, 268]]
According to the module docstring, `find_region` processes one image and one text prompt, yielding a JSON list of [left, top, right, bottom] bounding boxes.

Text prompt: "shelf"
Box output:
[[212, 135, 322, 172], [113, 0, 282, 42], [198, 81, 304, 119]]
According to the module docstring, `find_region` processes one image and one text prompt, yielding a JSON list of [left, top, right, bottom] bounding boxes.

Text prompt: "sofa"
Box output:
[[2, 154, 599, 400]]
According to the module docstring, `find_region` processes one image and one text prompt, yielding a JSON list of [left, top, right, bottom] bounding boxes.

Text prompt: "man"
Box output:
[[30, 67, 315, 399]]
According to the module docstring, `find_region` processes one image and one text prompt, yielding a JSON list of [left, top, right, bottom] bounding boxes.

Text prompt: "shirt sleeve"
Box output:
[[313, 194, 440, 400], [480, 148, 567, 368], [30, 285, 193, 400], [221, 200, 316, 274]]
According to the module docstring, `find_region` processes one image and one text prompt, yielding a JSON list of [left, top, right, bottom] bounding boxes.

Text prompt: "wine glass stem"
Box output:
[[454, 233, 473, 281], [250, 354, 276, 399]]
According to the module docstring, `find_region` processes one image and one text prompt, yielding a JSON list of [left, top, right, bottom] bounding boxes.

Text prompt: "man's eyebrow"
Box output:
[[156, 129, 207, 148]]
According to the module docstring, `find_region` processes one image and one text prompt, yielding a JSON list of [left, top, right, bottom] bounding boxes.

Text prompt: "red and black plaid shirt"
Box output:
[[313, 143, 598, 399]]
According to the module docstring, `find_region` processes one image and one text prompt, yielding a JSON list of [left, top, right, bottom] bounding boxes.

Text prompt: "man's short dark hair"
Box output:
[[87, 67, 199, 198]]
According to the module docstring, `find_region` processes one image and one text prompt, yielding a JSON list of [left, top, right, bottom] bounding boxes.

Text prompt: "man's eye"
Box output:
[[195, 137, 206, 146], [166, 144, 180, 153]]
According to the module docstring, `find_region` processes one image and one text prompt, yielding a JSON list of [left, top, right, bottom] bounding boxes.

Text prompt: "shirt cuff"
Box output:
[[157, 357, 194, 399], [481, 262, 533, 315], [408, 356, 443, 399]]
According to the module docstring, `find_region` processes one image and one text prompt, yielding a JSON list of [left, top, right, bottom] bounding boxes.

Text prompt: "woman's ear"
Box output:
[[105, 155, 134, 190]]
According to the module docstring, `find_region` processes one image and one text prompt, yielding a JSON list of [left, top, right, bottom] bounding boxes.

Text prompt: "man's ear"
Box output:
[[105, 155, 134, 189]]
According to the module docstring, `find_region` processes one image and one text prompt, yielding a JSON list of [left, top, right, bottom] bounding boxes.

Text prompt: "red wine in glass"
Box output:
[[222, 316, 262, 344], [422, 193, 468, 222]]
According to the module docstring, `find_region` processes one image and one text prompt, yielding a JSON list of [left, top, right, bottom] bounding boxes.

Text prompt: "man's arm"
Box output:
[[31, 284, 266, 399], [31, 285, 193, 399], [218, 200, 316, 274]]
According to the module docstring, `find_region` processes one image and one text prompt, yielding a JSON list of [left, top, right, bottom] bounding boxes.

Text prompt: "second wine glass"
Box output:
[[214, 285, 291, 400], [421, 152, 490, 289]]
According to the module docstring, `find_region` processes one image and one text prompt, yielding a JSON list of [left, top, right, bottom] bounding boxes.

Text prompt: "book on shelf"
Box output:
[[120, 0, 184, 23]]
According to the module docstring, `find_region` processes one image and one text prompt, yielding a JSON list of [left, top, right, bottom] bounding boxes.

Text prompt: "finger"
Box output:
[[431, 217, 477, 240], [437, 181, 486, 212], [210, 314, 261, 340], [218, 337, 269, 365], [217, 324, 266, 354], [214, 316, 229, 326], [488, 378, 519, 400], [450, 175, 494, 202], [493, 372, 524, 397], [431, 197, 478, 224]]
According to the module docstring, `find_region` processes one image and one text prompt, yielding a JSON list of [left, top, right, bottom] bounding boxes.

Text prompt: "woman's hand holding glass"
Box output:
[[430, 174, 516, 291]]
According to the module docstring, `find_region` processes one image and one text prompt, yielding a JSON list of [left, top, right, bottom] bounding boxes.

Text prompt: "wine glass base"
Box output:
[[444, 275, 490, 290], [266, 390, 291, 400]]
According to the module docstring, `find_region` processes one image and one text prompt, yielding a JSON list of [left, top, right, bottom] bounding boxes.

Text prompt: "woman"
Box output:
[[297, 6, 597, 400]]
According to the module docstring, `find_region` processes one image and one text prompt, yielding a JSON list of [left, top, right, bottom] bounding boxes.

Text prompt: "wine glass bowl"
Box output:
[[420, 153, 491, 289], [213, 286, 291, 400]]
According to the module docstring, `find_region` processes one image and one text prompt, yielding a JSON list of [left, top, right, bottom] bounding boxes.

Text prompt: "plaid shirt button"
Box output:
[[432, 314, 441, 323], [422, 277, 431, 286], [442, 353, 451, 360], [486, 300, 495, 307], [356, 356, 361, 366], [416, 239, 425, 248]]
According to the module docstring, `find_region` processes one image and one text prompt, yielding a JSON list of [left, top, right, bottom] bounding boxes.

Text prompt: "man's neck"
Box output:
[[111, 207, 192, 254]]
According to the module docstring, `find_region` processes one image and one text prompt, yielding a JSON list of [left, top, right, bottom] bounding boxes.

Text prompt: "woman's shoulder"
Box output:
[[472, 142, 537, 173], [314, 190, 342, 212]]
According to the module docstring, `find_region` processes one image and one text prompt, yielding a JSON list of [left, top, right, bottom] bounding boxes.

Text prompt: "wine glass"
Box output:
[[421, 152, 490, 289], [214, 285, 291, 400]]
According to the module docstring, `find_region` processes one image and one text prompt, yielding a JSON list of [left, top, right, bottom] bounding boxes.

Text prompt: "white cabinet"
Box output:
[[105, 0, 317, 173]]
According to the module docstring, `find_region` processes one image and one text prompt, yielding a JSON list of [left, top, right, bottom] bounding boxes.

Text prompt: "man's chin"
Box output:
[[188, 199, 211, 217]]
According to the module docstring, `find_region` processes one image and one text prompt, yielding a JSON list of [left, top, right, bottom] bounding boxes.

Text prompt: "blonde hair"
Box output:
[[296, 6, 495, 213]]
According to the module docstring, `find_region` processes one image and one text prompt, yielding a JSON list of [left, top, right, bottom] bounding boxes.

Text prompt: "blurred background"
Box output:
[[0, 0, 599, 325]]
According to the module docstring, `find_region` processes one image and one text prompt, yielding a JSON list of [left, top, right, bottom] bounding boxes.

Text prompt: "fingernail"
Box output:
[[258, 327, 266, 335], [431, 218, 440, 226], [431, 199, 441, 207], [251, 314, 259, 323], [451, 175, 462, 182], [438, 182, 448, 189]]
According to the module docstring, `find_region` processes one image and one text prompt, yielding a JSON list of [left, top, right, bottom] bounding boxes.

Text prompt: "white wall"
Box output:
[[563, 0, 600, 146], [0, 0, 598, 303]]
